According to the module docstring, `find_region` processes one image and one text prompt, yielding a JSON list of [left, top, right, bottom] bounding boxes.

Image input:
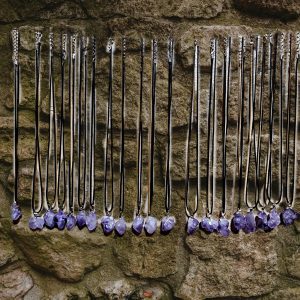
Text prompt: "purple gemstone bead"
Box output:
[[44, 210, 56, 229], [186, 217, 199, 235], [101, 215, 115, 235], [218, 218, 230, 237], [11, 202, 22, 223], [200, 217, 218, 233], [76, 210, 86, 229], [161, 215, 176, 233], [231, 211, 245, 233], [55, 210, 66, 230], [144, 216, 157, 235], [86, 211, 97, 232], [66, 214, 77, 231], [267, 208, 281, 229], [132, 215, 144, 235], [256, 211, 269, 231], [243, 210, 256, 233], [115, 217, 126, 236], [281, 208, 298, 226], [29, 216, 44, 231]]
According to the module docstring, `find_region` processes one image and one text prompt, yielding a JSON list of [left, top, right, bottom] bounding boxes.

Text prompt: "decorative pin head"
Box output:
[[92, 37, 96, 62], [35, 31, 42, 49], [168, 37, 174, 63], [11, 29, 19, 65], [152, 39, 158, 64], [49, 32, 54, 56], [62, 33, 67, 61], [280, 32, 285, 59], [122, 37, 126, 61], [296, 32, 300, 58], [210, 38, 216, 58], [71, 34, 77, 60], [106, 37, 115, 54]]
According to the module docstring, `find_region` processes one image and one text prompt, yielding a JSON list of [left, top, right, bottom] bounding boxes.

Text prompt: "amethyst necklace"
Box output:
[[144, 39, 158, 236], [29, 32, 45, 231], [132, 39, 145, 235], [217, 37, 231, 237], [85, 37, 97, 232], [44, 32, 58, 230], [101, 38, 115, 235], [115, 38, 127, 236], [185, 40, 200, 235], [161, 38, 176, 234], [200, 39, 218, 234], [11, 29, 22, 224]]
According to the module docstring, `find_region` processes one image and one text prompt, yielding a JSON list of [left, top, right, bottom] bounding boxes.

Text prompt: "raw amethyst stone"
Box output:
[[218, 218, 230, 237], [101, 215, 115, 235], [161, 215, 176, 233], [281, 208, 298, 226], [115, 217, 126, 236], [231, 211, 246, 233], [200, 217, 218, 233], [55, 210, 67, 230], [10, 202, 22, 223], [144, 216, 157, 235], [66, 214, 76, 230], [29, 216, 44, 231], [44, 210, 56, 229], [86, 211, 97, 232], [267, 208, 281, 229], [186, 217, 199, 235], [132, 215, 144, 235], [256, 211, 269, 231], [76, 210, 86, 229], [243, 210, 256, 233]]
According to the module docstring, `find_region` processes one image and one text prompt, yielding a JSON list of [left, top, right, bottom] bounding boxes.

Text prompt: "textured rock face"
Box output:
[[0, 0, 300, 299]]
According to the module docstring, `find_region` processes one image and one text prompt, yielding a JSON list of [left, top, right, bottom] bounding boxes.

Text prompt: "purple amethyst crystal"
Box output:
[[86, 211, 97, 232], [115, 217, 126, 236], [200, 217, 218, 233], [55, 210, 66, 230], [144, 216, 157, 235], [160, 215, 175, 234], [267, 208, 281, 229], [101, 215, 115, 235], [243, 210, 256, 233], [186, 217, 199, 235], [76, 210, 86, 229], [281, 208, 298, 226], [256, 211, 269, 231], [44, 210, 56, 229], [132, 215, 144, 235], [29, 216, 44, 231], [66, 214, 76, 231], [217, 218, 230, 237], [10, 202, 22, 224], [231, 211, 246, 233]]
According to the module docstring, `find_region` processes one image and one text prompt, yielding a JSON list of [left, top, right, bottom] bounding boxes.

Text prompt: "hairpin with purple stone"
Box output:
[[132, 38, 146, 236], [161, 37, 176, 235], [29, 32, 45, 231], [185, 40, 201, 235], [101, 37, 116, 235], [115, 37, 127, 236], [11, 28, 22, 224]]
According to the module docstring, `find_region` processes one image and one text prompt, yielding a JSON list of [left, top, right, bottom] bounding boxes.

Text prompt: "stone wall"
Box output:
[[0, 0, 300, 299]]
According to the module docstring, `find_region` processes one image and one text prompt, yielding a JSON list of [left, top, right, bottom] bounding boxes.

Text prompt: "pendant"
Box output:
[[217, 217, 230, 237], [200, 216, 218, 234], [144, 216, 157, 236], [115, 217, 126, 236], [11, 202, 22, 224], [243, 210, 256, 234], [267, 207, 280, 230], [55, 210, 67, 230], [100, 215, 115, 235], [86, 211, 97, 232], [256, 210, 269, 231], [186, 216, 199, 235], [281, 207, 299, 226], [29, 215, 44, 231], [76, 210, 86, 229], [44, 209, 56, 229], [160, 215, 175, 234], [132, 215, 144, 235], [66, 213, 77, 230], [231, 211, 245, 233]]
